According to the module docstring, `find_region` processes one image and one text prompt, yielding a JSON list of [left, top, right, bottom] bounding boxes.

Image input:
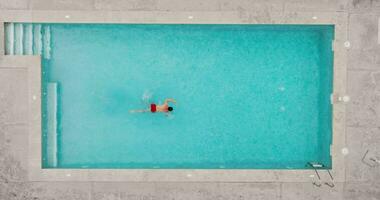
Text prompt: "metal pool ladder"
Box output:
[[307, 162, 334, 188]]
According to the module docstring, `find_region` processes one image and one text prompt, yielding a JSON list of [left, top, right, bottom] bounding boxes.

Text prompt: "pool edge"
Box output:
[[0, 10, 347, 182]]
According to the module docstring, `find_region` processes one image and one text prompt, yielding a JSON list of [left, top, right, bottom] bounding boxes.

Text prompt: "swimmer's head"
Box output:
[[168, 107, 173, 112]]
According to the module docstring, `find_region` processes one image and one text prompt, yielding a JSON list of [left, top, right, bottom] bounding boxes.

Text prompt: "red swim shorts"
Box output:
[[150, 104, 157, 113]]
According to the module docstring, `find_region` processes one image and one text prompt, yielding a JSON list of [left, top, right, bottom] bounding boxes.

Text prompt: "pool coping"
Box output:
[[0, 10, 347, 182]]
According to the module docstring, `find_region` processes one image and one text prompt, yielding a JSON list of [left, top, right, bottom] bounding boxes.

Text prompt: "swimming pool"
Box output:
[[6, 23, 334, 169]]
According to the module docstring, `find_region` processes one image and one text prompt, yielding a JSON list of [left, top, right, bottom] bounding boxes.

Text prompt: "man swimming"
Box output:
[[130, 98, 176, 114]]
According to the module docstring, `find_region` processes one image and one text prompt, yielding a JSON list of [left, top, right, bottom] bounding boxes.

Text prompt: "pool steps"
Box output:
[[4, 23, 51, 59], [5, 23, 56, 166], [5, 23, 14, 55], [24, 24, 33, 55], [43, 26, 51, 59], [46, 82, 58, 167], [34, 24, 42, 55], [14, 24, 23, 55]]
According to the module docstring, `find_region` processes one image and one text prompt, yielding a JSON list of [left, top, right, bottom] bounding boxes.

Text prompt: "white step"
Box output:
[[33, 24, 42, 55], [46, 82, 58, 167], [43, 26, 51, 59], [14, 23, 23, 55], [5, 23, 14, 55], [24, 24, 33, 55]]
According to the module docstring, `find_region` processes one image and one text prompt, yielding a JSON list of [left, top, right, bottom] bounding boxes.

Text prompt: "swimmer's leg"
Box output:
[[129, 109, 150, 113]]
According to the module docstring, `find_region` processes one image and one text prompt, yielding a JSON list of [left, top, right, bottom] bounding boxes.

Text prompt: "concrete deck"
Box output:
[[1, 0, 380, 199]]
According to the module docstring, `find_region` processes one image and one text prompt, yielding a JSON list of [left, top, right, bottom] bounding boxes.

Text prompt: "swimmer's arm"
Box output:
[[164, 98, 176, 104]]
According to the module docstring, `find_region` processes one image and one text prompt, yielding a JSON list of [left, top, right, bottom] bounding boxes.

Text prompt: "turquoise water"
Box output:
[[36, 24, 333, 169]]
